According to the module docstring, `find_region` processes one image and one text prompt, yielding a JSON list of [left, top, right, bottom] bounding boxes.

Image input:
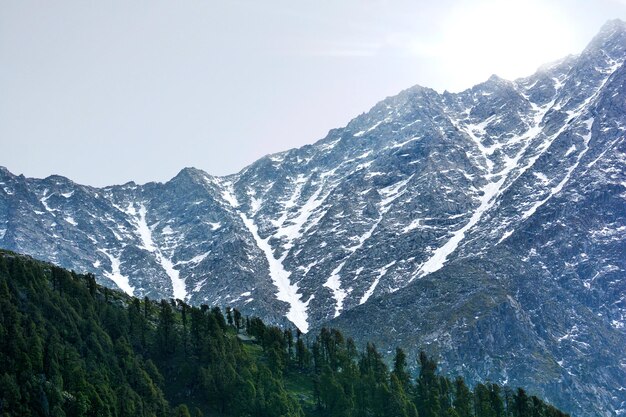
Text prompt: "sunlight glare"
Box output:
[[423, 0, 577, 91]]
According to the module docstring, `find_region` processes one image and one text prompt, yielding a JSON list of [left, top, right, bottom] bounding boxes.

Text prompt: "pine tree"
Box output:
[[233, 308, 242, 330], [416, 351, 441, 417], [156, 299, 176, 355], [392, 347, 411, 392], [453, 377, 474, 417]]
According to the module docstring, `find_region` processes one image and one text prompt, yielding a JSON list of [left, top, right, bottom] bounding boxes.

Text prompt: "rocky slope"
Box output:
[[1, 19, 625, 416]]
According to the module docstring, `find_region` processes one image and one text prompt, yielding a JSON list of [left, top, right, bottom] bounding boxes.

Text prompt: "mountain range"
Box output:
[[2, 19, 625, 417]]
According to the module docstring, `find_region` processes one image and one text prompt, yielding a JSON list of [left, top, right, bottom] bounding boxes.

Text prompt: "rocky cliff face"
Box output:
[[1, 19, 625, 417]]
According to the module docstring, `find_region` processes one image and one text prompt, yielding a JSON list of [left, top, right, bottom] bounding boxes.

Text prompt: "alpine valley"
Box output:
[[2, 20, 626, 417]]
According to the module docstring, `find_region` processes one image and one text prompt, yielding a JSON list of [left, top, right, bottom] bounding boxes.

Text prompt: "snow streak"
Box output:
[[416, 98, 553, 278], [125, 203, 187, 300], [98, 248, 134, 296], [219, 180, 312, 332]]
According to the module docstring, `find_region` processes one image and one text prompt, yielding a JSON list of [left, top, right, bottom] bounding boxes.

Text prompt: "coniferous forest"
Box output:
[[0, 250, 569, 417]]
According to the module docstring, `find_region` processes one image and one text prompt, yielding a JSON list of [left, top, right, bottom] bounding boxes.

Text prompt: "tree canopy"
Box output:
[[0, 251, 569, 417]]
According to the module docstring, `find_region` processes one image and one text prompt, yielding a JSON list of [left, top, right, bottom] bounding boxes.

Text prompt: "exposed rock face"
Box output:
[[1, 19, 625, 417]]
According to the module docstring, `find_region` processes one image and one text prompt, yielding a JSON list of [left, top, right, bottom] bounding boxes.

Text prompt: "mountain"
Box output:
[[1, 19, 625, 416]]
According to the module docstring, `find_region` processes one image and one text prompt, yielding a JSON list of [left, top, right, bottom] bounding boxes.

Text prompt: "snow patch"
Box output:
[[416, 100, 554, 279], [176, 251, 211, 266], [365, 171, 385, 179], [239, 211, 311, 332], [326, 177, 409, 312], [126, 203, 187, 300], [40, 190, 56, 215], [360, 261, 395, 305], [220, 179, 310, 332], [250, 196, 262, 214], [533, 172, 549, 184], [220, 182, 240, 207], [460, 115, 499, 171], [379, 175, 413, 207], [271, 176, 332, 256], [388, 136, 420, 150], [557, 325, 579, 343], [299, 260, 320, 276], [522, 118, 594, 220], [324, 262, 348, 317], [403, 218, 422, 233], [98, 248, 134, 296], [497, 230, 514, 245], [269, 153, 286, 163], [353, 120, 383, 137], [356, 160, 374, 171], [159, 252, 186, 300], [193, 278, 207, 293], [207, 222, 221, 230], [319, 139, 340, 151], [417, 179, 505, 277]]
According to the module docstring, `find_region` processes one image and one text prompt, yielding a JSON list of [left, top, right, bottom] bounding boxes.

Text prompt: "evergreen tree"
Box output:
[[226, 306, 233, 327], [453, 377, 474, 417], [392, 347, 411, 392], [513, 389, 530, 417], [156, 299, 176, 355], [416, 351, 441, 417], [233, 308, 242, 331]]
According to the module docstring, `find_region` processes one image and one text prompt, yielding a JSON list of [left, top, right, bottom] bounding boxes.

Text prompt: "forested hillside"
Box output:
[[0, 250, 568, 417]]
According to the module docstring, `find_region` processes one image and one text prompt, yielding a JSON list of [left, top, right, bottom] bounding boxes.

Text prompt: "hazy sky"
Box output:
[[2, 0, 625, 186]]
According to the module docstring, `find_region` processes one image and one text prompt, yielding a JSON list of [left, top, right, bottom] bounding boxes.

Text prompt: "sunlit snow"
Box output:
[[98, 248, 134, 296]]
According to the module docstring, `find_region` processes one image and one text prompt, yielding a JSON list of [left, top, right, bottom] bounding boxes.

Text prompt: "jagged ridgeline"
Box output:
[[0, 251, 567, 417]]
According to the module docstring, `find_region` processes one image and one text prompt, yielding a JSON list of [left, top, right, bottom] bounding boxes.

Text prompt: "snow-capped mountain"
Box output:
[[2, 19, 625, 416]]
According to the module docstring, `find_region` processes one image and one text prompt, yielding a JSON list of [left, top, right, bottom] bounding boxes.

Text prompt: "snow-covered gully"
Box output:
[[219, 179, 312, 332]]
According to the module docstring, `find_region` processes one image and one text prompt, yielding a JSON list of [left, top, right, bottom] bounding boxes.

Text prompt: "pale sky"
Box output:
[[1, 0, 625, 186]]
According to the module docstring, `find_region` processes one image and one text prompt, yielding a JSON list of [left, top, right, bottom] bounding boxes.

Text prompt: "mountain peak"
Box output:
[[598, 18, 626, 35], [43, 174, 75, 186], [583, 18, 626, 57], [171, 167, 211, 185]]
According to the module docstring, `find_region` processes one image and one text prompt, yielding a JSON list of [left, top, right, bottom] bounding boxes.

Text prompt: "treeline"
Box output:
[[0, 251, 569, 417], [246, 322, 568, 417]]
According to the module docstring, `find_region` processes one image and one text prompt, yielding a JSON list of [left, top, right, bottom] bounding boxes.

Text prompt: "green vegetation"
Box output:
[[0, 251, 569, 417]]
